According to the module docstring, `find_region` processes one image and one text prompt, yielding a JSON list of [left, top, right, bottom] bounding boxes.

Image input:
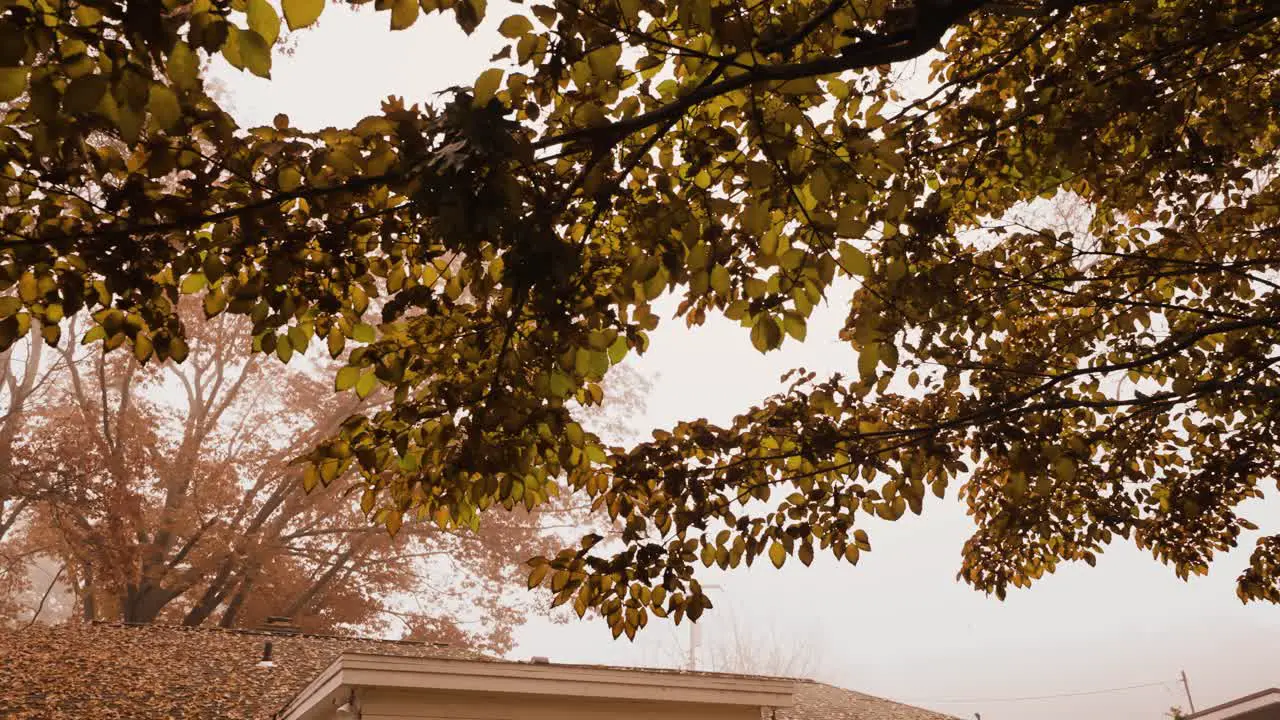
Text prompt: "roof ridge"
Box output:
[[86, 620, 453, 648]]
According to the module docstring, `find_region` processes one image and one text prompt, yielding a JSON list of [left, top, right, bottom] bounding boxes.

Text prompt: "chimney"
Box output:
[[256, 640, 276, 668]]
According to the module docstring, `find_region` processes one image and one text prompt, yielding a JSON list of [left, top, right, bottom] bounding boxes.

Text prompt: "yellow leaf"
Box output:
[[247, 0, 281, 44], [769, 541, 786, 569], [390, 0, 419, 30], [168, 41, 199, 90], [750, 315, 782, 353], [1054, 457, 1077, 483], [473, 67, 503, 106], [837, 242, 871, 276], [283, 0, 324, 30], [278, 166, 302, 191], [180, 273, 208, 294], [243, 29, 272, 77], [497, 14, 533, 37], [0, 67, 28, 102], [858, 342, 880, 379], [710, 264, 730, 296], [586, 44, 622, 80], [17, 272, 37, 303], [148, 83, 181, 131], [527, 562, 549, 589], [776, 77, 821, 95]]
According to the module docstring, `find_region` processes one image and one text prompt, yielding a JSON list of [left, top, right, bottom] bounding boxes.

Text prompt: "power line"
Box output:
[[907, 680, 1174, 705]]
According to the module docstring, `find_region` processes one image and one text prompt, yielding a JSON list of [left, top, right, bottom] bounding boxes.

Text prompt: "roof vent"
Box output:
[[260, 616, 301, 634], [530, 656, 551, 664]]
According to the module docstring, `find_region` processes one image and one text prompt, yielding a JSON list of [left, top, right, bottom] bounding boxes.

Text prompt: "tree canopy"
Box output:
[[2, 0, 1279, 639]]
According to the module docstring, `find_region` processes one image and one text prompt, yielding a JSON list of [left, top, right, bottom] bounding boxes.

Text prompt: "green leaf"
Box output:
[[283, 0, 325, 30], [0, 67, 28, 102], [248, 0, 281, 44], [0, 297, 20, 317], [474, 67, 503, 106], [497, 14, 533, 37], [351, 323, 376, 343]]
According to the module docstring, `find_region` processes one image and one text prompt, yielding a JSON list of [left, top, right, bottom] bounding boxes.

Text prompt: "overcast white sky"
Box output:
[[211, 7, 1280, 719]]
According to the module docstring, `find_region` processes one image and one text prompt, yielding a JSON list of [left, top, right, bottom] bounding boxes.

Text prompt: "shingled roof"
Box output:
[[0, 622, 955, 720]]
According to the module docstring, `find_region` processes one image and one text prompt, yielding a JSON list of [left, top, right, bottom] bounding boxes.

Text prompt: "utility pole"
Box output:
[[1180, 670, 1196, 714], [687, 584, 721, 671]]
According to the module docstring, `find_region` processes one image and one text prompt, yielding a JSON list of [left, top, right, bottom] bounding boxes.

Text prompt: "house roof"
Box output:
[[0, 622, 956, 720], [1184, 688, 1280, 720], [783, 681, 958, 720], [0, 622, 476, 719]]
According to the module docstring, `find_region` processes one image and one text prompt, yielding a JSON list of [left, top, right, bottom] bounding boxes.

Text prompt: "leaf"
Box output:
[[148, 83, 181, 131], [168, 42, 200, 89], [473, 67, 504, 106], [180, 273, 208, 294], [17, 273, 36, 303], [63, 75, 108, 114], [710, 264, 730, 296], [283, 0, 325, 30], [858, 342, 880, 379], [798, 543, 814, 567], [769, 541, 786, 569], [837, 242, 871, 276], [783, 313, 806, 341], [1054, 457, 1077, 483], [750, 315, 782, 353], [278, 166, 302, 191], [302, 465, 319, 492], [776, 77, 821, 95], [355, 369, 377, 398], [586, 44, 623, 80], [248, 0, 281, 45], [527, 562, 549, 589], [390, 0, 419, 30], [239, 29, 273, 78], [0, 67, 28, 103], [498, 14, 533, 37], [334, 366, 360, 392], [351, 323, 376, 343]]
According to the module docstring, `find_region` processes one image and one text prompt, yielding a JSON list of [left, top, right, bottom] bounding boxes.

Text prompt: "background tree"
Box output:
[[0, 305, 617, 650], [2, 0, 1279, 640]]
